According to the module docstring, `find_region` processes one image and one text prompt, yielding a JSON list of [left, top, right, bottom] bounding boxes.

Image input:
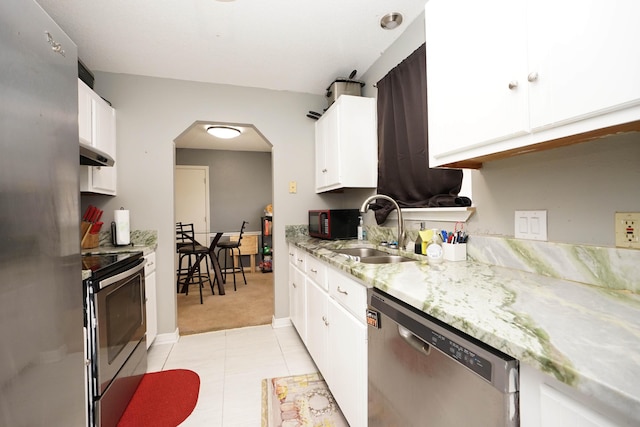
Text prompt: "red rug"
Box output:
[[118, 369, 200, 427]]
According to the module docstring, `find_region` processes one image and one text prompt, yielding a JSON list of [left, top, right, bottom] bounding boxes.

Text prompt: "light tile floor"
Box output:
[[147, 324, 318, 426]]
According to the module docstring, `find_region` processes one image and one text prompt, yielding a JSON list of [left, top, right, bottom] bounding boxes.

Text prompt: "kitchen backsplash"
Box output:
[[97, 229, 158, 248], [467, 235, 640, 294], [285, 225, 640, 294]]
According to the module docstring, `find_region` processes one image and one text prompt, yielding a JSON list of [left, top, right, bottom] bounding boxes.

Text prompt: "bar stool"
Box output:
[[176, 223, 214, 304], [216, 221, 248, 291], [176, 222, 192, 288]]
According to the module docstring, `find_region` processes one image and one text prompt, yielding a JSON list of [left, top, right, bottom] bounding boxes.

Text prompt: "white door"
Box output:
[[175, 165, 210, 245]]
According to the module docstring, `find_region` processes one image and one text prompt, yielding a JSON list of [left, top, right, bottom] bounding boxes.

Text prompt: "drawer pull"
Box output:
[[508, 80, 518, 90], [337, 286, 348, 296], [322, 315, 329, 326], [292, 282, 297, 288], [310, 268, 318, 273], [297, 258, 304, 263]]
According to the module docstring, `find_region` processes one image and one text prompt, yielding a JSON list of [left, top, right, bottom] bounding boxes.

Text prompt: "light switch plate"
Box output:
[[515, 210, 548, 241], [615, 212, 640, 248]]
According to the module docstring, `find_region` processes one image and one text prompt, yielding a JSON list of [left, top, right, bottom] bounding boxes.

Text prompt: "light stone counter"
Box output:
[[81, 230, 158, 280], [286, 227, 640, 423], [81, 229, 158, 256]]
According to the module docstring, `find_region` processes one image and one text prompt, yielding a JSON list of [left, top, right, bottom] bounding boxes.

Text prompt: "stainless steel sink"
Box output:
[[332, 248, 416, 264], [359, 255, 415, 264], [332, 248, 389, 257]]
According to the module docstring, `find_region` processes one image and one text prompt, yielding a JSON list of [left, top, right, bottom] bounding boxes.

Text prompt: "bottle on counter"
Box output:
[[426, 228, 444, 263], [414, 222, 425, 254], [357, 216, 364, 241]]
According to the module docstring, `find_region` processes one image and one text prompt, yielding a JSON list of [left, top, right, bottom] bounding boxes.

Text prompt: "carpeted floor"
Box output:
[[177, 270, 274, 335], [262, 372, 348, 427]]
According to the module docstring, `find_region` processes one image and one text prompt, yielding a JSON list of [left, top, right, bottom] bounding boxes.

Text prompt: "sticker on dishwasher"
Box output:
[[366, 309, 380, 328]]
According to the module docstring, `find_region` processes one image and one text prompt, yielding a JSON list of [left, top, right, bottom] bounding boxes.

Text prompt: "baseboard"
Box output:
[[271, 316, 292, 329], [153, 328, 180, 346]]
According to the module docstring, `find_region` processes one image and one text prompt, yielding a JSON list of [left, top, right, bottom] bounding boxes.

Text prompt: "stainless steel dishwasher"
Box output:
[[367, 288, 519, 426]]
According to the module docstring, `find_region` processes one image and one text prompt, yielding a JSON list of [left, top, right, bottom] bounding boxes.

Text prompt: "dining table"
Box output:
[[208, 232, 225, 295], [181, 232, 226, 296]]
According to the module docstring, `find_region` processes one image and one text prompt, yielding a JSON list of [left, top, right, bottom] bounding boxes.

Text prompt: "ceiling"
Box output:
[[174, 121, 271, 152], [36, 0, 427, 151]]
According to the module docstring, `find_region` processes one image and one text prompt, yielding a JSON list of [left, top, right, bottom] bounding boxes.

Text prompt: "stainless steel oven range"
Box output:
[[83, 252, 147, 427]]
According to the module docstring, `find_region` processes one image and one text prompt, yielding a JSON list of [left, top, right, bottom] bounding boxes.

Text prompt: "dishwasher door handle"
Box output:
[[398, 325, 431, 356]]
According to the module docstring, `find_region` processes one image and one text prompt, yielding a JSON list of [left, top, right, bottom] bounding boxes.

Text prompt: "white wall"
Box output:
[[93, 73, 325, 334]]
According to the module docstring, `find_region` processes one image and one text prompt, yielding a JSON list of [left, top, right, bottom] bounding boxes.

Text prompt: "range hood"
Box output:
[[80, 142, 114, 167]]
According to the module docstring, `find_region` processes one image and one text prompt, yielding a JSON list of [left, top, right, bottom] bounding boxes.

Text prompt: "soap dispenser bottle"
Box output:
[[426, 228, 444, 263], [357, 216, 364, 241], [414, 222, 425, 254]]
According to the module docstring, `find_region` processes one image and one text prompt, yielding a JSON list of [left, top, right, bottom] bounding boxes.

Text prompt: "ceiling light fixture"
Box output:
[[380, 12, 403, 30], [206, 126, 242, 139]]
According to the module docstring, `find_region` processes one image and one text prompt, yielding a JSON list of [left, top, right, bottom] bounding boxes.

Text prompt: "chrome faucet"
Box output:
[[360, 194, 405, 249]]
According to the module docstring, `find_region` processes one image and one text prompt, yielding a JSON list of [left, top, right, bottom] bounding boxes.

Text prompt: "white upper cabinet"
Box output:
[[78, 79, 117, 195], [425, 0, 640, 168], [315, 95, 377, 193], [78, 80, 93, 145]]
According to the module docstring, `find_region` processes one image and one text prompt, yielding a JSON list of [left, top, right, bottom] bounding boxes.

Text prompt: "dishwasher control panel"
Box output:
[[428, 329, 492, 382]]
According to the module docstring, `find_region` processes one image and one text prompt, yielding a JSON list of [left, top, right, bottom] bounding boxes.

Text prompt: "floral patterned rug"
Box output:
[[261, 373, 349, 427]]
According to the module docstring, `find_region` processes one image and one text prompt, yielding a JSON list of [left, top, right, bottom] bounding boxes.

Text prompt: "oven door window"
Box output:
[[105, 276, 143, 364], [93, 259, 146, 396]]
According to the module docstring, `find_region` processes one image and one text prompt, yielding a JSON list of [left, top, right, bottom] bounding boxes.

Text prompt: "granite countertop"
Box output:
[[81, 230, 158, 280], [81, 244, 155, 256], [286, 232, 640, 423], [81, 229, 158, 256]]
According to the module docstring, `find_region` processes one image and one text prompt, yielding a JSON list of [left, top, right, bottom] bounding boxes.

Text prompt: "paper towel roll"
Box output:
[[114, 209, 130, 245]]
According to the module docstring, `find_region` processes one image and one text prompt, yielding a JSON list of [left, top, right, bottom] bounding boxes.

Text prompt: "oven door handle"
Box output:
[[99, 259, 145, 290]]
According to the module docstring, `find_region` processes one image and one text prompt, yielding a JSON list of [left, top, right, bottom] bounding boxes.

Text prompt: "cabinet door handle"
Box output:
[[310, 268, 318, 274], [322, 168, 328, 173], [337, 286, 348, 296], [527, 71, 539, 82], [508, 80, 518, 90], [322, 315, 329, 326], [292, 282, 297, 288], [289, 252, 294, 256]]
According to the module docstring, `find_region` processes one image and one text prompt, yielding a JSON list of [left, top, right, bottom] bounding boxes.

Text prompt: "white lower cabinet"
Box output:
[[144, 252, 157, 349], [305, 278, 329, 374], [288, 247, 367, 427], [289, 262, 307, 342], [288, 244, 307, 341], [326, 296, 367, 427], [520, 363, 632, 427]]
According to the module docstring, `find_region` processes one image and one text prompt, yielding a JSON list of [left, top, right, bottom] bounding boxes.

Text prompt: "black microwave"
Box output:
[[309, 209, 360, 240]]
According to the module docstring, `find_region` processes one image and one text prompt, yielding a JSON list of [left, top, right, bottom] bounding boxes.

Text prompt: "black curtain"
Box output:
[[373, 43, 468, 224]]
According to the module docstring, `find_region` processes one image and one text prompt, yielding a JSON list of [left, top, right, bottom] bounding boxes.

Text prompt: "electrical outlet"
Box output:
[[288, 181, 297, 194], [514, 210, 548, 241], [615, 212, 640, 248]]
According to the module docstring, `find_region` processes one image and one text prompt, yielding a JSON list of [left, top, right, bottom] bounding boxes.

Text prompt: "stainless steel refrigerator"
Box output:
[[0, 0, 86, 425]]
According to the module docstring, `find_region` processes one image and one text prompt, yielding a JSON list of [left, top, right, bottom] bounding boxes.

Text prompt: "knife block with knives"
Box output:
[[81, 205, 103, 249]]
